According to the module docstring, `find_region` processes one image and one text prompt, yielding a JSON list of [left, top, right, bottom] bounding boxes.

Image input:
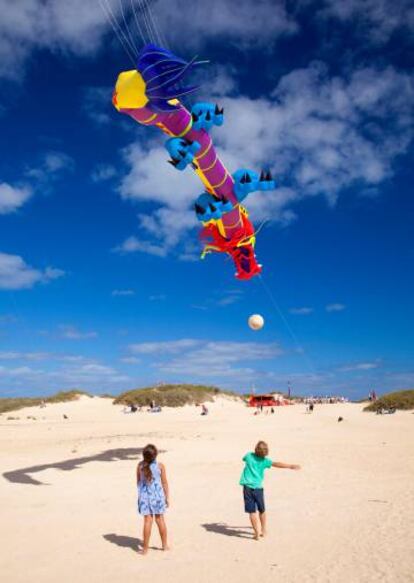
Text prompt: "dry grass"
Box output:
[[113, 384, 240, 408], [364, 389, 414, 411], [0, 390, 90, 415]]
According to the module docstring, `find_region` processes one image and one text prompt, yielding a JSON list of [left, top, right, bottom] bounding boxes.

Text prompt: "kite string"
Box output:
[[145, 0, 168, 48], [105, 0, 138, 56], [143, 0, 164, 46], [118, 0, 140, 55], [130, 0, 148, 45], [139, 0, 155, 44], [99, 0, 137, 66], [258, 274, 318, 378]]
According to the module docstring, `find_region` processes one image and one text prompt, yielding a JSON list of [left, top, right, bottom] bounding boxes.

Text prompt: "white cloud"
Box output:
[[119, 143, 200, 209], [125, 338, 283, 383], [326, 303, 346, 312], [0, 351, 93, 363], [216, 291, 243, 307], [116, 62, 413, 256], [155, 0, 298, 49], [0, 1, 298, 81], [0, 348, 135, 395], [0, 351, 49, 361], [112, 289, 135, 296], [120, 356, 141, 364], [0, 358, 131, 390], [0, 183, 33, 215], [157, 340, 283, 380], [192, 288, 244, 310], [25, 151, 74, 186], [339, 361, 381, 372], [129, 339, 200, 355], [0, 151, 73, 215], [83, 86, 113, 126], [219, 63, 414, 203], [115, 236, 168, 257], [0, 0, 110, 79], [0, 252, 64, 290], [192, 64, 239, 98], [59, 355, 88, 363], [290, 307, 314, 315], [59, 325, 98, 340], [177, 241, 201, 263], [91, 164, 117, 182], [321, 0, 414, 45]]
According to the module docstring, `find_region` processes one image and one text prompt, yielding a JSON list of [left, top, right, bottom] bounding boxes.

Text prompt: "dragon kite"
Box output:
[[113, 44, 276, 280]]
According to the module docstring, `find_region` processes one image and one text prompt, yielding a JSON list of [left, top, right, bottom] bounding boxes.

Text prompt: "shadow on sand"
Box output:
[[201, 523, 253, 539], [103, 533, 142, 552], [103, 533, 162, 553], [3, 447, 145, 486]]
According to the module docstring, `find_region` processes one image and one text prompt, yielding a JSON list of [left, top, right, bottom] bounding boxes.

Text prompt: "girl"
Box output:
[[137, 444, 169, 554]]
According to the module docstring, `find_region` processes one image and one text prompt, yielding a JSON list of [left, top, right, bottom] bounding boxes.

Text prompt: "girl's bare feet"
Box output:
[[253, 532, 260, 541], [162, 545, 170, 551], [260, 530, 267, 537], [139, 547, 149, 555]]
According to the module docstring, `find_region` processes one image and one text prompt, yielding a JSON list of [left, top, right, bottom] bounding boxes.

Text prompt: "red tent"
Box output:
[[248, 394, 277, 407]]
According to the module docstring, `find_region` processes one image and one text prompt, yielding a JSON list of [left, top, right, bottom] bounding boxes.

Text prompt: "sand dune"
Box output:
[[0, 396, 413, 583]]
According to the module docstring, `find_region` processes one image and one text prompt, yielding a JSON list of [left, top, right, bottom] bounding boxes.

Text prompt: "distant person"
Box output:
[[239, 441, 301, 540], [201, 404, 209, 416], [309, 402, 314, 413], [270, 408, 275, 414], [149, 406, 161, 413], [137, 444, 169, 555], [131, 404, 138, 413]]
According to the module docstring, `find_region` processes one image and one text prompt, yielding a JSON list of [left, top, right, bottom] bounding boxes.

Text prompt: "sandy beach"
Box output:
[[0, 397, 413, 583]]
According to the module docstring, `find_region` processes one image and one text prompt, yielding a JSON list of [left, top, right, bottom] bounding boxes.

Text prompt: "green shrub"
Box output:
[[364, 390, 414, 412], [113, 384, 239, 408], [0, 390, 91, 414]]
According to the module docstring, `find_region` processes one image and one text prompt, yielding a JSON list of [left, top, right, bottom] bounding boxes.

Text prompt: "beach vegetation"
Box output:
[[364, 390, 414, 411], [0, 390, 91, 414], [114, 384, 240, 407]]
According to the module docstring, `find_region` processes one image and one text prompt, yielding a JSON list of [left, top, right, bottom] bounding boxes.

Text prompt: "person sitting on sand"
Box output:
[[137, 444, 169, 555], [239, 441, 301, 540], [201, 404, 209, 416]]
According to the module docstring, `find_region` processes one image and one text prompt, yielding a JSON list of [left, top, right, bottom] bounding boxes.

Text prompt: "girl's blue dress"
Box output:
[[138, 461, 166, 516]]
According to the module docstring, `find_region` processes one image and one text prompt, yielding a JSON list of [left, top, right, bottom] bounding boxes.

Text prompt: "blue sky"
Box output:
[[0, 0, 413, 398]]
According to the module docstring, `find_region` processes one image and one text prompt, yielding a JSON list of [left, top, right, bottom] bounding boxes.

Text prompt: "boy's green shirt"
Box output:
[[239, 452, 273, 489]]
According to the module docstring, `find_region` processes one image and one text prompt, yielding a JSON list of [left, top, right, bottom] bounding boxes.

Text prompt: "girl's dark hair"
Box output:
[[255, 441, 269, 458], [142, 444, 158, 483]]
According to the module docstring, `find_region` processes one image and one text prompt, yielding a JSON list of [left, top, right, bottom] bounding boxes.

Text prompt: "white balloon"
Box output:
[[248, 314, 264, 330]]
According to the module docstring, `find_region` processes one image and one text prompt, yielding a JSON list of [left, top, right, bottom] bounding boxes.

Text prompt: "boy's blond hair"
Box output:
[[254, 441, 269, 458]]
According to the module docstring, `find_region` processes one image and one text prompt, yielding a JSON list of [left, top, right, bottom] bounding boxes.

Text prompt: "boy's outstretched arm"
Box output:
[[272, 461, 301, 470], [160, 463, 170, 507]]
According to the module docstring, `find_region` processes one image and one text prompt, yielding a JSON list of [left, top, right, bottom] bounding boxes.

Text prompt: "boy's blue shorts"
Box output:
[[243, 486, 265, 513]]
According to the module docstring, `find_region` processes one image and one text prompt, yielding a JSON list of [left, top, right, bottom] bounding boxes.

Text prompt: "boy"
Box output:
[[240, 441, 300, 539]]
